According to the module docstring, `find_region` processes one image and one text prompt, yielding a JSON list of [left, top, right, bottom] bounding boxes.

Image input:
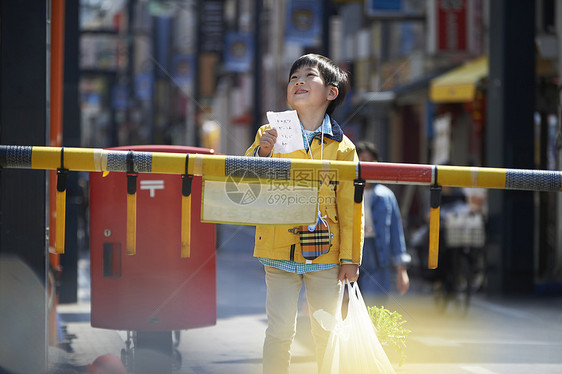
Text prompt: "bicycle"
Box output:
[[433, 212, 486, 314], [409, 211, 486, 315]]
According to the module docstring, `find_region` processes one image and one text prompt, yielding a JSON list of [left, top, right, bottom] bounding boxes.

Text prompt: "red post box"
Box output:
[[89, 145, 216, 331]]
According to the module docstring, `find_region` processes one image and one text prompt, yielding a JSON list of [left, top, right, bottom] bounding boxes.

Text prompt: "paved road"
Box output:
[[55, 225, 562, 374]]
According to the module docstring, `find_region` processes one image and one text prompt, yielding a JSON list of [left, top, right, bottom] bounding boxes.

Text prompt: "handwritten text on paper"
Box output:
[[266, 110, 303, 154]]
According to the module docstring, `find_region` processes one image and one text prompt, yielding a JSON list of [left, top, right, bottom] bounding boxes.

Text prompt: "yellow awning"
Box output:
[[430, 56, 488, 103]]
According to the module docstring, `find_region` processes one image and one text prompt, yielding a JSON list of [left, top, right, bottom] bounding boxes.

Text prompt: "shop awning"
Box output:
[[430, 56, 488, 103]]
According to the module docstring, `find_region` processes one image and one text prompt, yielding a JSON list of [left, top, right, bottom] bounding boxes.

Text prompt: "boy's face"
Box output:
[[287, 65, 338, 113]]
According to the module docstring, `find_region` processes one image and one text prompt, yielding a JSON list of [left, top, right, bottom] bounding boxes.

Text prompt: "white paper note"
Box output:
[[266, 110, 304, 154]]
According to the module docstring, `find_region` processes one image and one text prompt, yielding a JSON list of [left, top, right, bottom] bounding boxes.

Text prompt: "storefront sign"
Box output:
[[366, 0, 402, 14]]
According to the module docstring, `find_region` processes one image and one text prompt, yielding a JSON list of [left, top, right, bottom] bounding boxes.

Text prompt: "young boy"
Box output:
[[245, 54, 364, 373]]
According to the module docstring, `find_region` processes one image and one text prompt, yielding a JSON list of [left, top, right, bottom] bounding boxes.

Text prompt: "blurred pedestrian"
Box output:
[[356, 141, 410, 303], [245, 54, 363, 374]]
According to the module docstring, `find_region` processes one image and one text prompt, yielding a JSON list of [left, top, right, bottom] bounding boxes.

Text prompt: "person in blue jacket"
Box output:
[[356, 141, 410, 301]]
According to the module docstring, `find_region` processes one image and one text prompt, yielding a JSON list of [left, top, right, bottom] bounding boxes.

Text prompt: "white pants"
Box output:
[[263, 265, 341, 374]]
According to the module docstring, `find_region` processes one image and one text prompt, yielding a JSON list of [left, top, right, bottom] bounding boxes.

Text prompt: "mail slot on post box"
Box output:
[[89, 145, 216, 331]]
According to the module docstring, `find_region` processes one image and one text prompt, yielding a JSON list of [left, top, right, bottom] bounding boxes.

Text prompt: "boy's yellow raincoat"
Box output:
[[245, 119, 364, 265]]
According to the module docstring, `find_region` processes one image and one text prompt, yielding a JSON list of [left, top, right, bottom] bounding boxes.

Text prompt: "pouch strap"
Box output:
[[126, 150, 137, 195], [56, 147, 68, 192], [181, 154, 193, 197], [353, 179, 366, 204]]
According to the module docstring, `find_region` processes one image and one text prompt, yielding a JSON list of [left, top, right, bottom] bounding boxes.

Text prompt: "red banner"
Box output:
[[437, 0, 467, 52]]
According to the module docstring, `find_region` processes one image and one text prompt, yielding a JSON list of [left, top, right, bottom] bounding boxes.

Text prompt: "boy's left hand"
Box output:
[[338, 264, 359, 282]]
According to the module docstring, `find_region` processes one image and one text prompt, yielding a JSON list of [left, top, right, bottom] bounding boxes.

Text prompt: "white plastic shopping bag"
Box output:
[[314, 281, 395, 374]]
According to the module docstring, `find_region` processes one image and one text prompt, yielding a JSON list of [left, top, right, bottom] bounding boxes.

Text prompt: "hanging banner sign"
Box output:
[[154, 16, 172, 76], [285, 0, 322, 46], [437, 0, 468, 52], [112, 85, 128, 110], [135, 73, 153, 101], [199, 0, 225, 54], [171, 54, 195, 89], [223, 32, 253, 73]]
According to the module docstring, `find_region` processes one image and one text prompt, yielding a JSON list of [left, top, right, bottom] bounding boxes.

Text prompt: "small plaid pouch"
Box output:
[[298, 215, 332, 261]]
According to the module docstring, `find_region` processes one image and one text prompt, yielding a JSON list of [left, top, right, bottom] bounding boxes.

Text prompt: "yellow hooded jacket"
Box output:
[[244, 118, 364, 264]]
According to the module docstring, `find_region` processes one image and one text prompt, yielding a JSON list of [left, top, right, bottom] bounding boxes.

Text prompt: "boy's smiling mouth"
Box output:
[[295, 88, 308, 94]]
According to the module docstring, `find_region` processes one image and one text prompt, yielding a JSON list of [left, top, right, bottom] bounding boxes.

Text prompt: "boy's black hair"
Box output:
[[288, 54, 350, 116], [355, 141, 380, 161]]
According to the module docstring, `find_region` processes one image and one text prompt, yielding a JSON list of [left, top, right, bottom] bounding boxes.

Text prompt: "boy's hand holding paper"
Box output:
[[258, 128, 278, 156]]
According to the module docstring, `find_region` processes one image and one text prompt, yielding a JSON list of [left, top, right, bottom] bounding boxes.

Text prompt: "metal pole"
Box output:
[[322, 0, 330, 57], [487, 0, 535, 294], [253, 0, 263, 136], [0, 2, 48, 372]]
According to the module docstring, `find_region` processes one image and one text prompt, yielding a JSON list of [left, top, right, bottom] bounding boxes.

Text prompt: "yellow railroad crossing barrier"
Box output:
[[2, 145, 561, 268]]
